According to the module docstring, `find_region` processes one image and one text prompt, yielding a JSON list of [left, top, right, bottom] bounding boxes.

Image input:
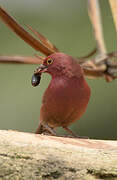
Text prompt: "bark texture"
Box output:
[[0, 130, 117, 180]]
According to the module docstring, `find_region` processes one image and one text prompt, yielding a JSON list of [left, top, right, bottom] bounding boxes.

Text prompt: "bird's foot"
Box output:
[[63, 127, 89, 139], [75, 135, 89, 139], [43, 124, 57, 136], [36, 122, 57, 136]]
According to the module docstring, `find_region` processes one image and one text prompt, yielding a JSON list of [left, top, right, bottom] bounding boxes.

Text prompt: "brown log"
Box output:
[[0, 130, 117, 179]]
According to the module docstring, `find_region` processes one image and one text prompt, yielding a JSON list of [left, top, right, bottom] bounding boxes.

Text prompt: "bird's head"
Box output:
[[34, 53, 83, 78]]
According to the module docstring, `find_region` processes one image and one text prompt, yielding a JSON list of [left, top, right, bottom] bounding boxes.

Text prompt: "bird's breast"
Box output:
[[43, 76, 90, 103], [41, 76, 90, 127]]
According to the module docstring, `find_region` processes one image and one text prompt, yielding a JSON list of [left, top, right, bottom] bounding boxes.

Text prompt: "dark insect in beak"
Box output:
[[31, 73, 41, 87], [31, 64, 47, 87]]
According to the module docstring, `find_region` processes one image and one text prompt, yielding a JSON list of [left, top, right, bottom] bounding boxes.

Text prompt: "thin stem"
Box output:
[[0, 6, 54, 56], [88, 0, 107, 62], [0, 56, 43, 64], [109, 0, 117, 32]]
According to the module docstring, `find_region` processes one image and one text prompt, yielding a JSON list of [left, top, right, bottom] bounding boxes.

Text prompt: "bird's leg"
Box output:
[[42, 124, 57, 136], [63, 127, 89, 139], [36, 122, 57, 136]]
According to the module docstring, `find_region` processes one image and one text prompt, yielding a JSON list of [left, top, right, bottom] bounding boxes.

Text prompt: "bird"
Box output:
[[0, 6, 117, 138], [34, 52, 91, 137], [0, 6, 91, 137]]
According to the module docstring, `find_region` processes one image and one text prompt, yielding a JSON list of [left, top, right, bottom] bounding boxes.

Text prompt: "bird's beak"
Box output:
[[34, 64, 48, 74]]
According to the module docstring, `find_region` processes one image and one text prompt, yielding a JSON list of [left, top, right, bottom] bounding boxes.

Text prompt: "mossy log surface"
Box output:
[[0, 130, 117, 180]]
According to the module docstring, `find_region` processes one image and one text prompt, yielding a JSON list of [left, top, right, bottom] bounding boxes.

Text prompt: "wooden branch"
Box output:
[[87, 1, 117, 81], [0, 130, 117, 179]]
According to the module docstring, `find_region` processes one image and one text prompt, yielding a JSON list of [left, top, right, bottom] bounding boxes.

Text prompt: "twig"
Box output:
[[0, 5, 117, 82], [88, 0, 107, 63], [109, 0, 117, 32], [0, 6, 54, 56], [86, 0, 117, 82], [27, 25, 59, 53], [0, 56, 43, 64]]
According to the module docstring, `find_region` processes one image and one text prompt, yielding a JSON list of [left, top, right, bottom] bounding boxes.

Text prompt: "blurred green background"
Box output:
[[0, 0, 117, 139]]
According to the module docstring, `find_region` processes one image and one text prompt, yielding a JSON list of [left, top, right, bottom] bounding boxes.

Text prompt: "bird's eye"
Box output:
[[47, 58, 53, 65]]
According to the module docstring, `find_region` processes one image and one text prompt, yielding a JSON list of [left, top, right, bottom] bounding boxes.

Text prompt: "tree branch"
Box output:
[[82, 0, 117, 82], [0, 130, 117, 179], [0, 4, 117, 82]]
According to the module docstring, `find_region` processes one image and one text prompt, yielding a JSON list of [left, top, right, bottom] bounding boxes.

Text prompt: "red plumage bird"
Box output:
[[35, 53, 90, 137], [0, 7, 91, 137]]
